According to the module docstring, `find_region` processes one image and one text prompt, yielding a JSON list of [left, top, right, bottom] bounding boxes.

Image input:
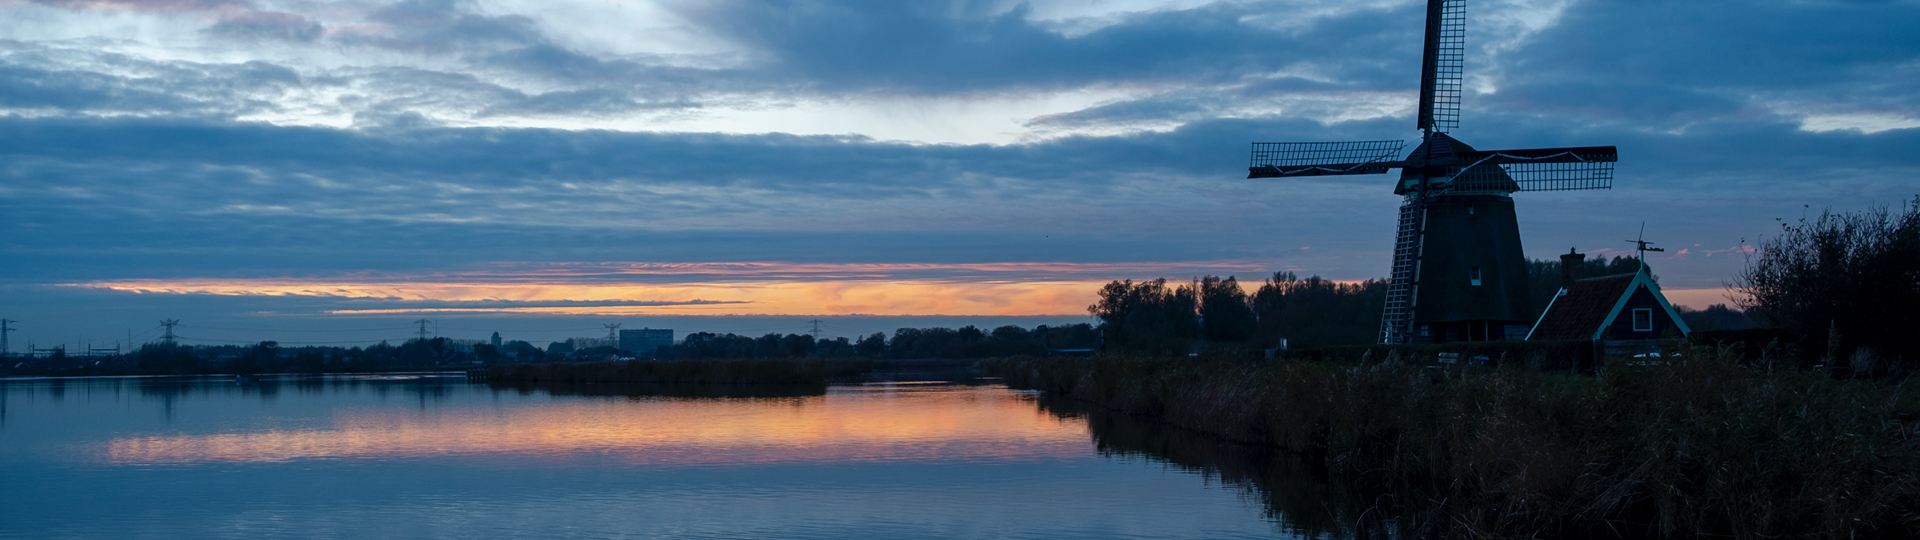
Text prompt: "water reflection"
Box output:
[[79, 377, 1088, 467], [2, 373, 1309, 540], [492, 380, 828, 399], [1034, 395, 1437, 540]]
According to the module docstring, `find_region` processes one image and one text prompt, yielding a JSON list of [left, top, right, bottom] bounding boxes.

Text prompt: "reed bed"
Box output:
[[981, 350, 1920, 539], [489, 358, 874, 386]]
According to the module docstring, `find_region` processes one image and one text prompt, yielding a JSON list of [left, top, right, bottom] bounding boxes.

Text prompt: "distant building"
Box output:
[[546, 340, 575, 355], [1527, 250, 1690, 356], [491, 332, 502, 349], [619, 328, 673, 358]]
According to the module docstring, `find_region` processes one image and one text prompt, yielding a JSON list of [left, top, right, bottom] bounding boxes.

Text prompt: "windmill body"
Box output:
[[1246, 0, 1618, 344]]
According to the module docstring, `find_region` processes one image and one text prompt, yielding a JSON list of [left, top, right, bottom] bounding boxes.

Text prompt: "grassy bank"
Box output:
[[488, 358, 875, 386], [981, 352, 1920, 539]]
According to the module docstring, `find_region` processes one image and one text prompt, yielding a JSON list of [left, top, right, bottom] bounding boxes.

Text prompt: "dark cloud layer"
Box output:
[[2, 110, 1913, 282], [677, 0, 1419, 94]]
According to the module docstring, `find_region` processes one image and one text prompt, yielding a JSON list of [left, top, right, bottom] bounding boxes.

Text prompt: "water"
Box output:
[[0, 371, 1322, 539]]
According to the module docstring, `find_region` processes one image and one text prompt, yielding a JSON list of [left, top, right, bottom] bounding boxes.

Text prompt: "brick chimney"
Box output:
[[1560, 248, 1587, 289]]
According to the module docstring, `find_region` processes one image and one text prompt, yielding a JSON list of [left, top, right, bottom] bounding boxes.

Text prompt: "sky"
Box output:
[[1, 0, 1917, 349]]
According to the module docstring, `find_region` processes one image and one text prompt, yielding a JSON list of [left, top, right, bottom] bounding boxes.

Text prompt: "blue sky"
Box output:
[[1, 0, 1916, 348]]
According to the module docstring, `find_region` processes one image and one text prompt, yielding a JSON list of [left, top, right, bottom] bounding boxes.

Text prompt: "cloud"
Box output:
[[28, 0, 247, 12], [1490, 0, 1920, 132], [0, 41, 303, 119], [203, 12, 325, 43], [339, 0, 547, 53], [673, 0, 1420, 95]]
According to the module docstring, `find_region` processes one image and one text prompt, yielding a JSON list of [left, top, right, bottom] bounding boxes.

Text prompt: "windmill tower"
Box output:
[[1246, 0, 1618, 344]]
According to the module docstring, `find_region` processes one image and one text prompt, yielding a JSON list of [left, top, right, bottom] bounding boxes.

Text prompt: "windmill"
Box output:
[[1247, 0, 1617, 344]]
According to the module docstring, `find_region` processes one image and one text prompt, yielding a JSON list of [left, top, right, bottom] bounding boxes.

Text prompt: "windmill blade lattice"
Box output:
[[1248, 140, 1409, 178], [1447, 147, 1618, 192], [1417, 0, 1465, 132]]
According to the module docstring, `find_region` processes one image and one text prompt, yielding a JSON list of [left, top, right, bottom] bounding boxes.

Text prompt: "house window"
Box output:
[[1633, 308, 1653, 331], [1419, 325, 1430, 337], [1469, 266, 1482, 286]]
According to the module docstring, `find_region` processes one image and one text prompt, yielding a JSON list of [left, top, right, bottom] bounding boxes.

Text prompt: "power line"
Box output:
[[436, 325, 608, 332], [1, 319, 15, 357], [181, 324, 416, 333], [173, 334, 412, 342]]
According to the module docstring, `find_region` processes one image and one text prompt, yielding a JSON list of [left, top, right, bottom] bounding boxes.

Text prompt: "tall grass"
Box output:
[[489, 358, 874, 386], [982, 350, 1920, 539]]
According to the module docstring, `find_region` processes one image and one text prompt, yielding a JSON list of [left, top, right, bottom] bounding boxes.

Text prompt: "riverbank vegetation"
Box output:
[[0, 339, 477, 377], [982, 351, 1920, 538], [0, 323, 1102, 378]]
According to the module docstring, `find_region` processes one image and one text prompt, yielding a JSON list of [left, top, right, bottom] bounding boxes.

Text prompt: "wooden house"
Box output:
[[1527, 250, 1690, 355]]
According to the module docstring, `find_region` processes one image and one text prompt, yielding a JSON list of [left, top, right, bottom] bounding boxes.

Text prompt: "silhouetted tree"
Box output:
[[1677, 304, 1757, 332], [1199, 275, 1256, 343], [1735, 197, 1920, 369], [1089, 278, 1201, 354], [1248, 273, 1387, 349], [855, 332, 887, 357]]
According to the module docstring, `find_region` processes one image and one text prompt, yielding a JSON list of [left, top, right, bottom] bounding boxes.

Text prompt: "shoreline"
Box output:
[[981, 352, 1920, 539]]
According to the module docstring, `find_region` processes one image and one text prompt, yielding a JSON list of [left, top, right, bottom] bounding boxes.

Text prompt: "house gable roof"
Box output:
[[1526, 267, 1693, 341], [1593, 267, 1692, 340], [1527, 273, 1634, 341]]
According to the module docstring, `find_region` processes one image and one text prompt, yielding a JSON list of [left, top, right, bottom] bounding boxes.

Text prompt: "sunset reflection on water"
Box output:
[[101, 382, 1090, 467], [2, 373, 1298, 540]]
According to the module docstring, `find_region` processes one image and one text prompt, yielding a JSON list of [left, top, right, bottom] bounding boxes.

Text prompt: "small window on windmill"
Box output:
[[1419, 325, 1430, 337], [1469, 266, 1482, 286], [1633, 308, 1653, 331]]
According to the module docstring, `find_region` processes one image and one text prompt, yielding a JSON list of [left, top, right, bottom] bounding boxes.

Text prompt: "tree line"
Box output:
[[1090, 255, 1684, 355], [1088, 197, 1916, 372], [0, 323, 1104, 376], [661, 323, 1099, 360]]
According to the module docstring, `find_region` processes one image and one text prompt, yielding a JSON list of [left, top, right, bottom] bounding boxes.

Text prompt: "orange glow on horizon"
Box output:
[[75, 279, 1111, 316], [72, 261, 1301, 316]]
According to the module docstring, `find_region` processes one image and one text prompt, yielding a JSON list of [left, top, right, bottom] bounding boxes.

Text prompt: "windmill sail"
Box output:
[[1448, 146, 1618, 192], [1416, 0, 1465, 133], [1248, 140, 1408, 178]]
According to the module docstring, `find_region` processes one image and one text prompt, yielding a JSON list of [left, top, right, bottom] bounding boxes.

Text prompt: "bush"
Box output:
[[1735, 197, 1920, 370]]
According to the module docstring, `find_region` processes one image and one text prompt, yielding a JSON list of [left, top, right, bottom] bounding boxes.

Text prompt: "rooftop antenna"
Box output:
[[1627, 222, 1664, 273]]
